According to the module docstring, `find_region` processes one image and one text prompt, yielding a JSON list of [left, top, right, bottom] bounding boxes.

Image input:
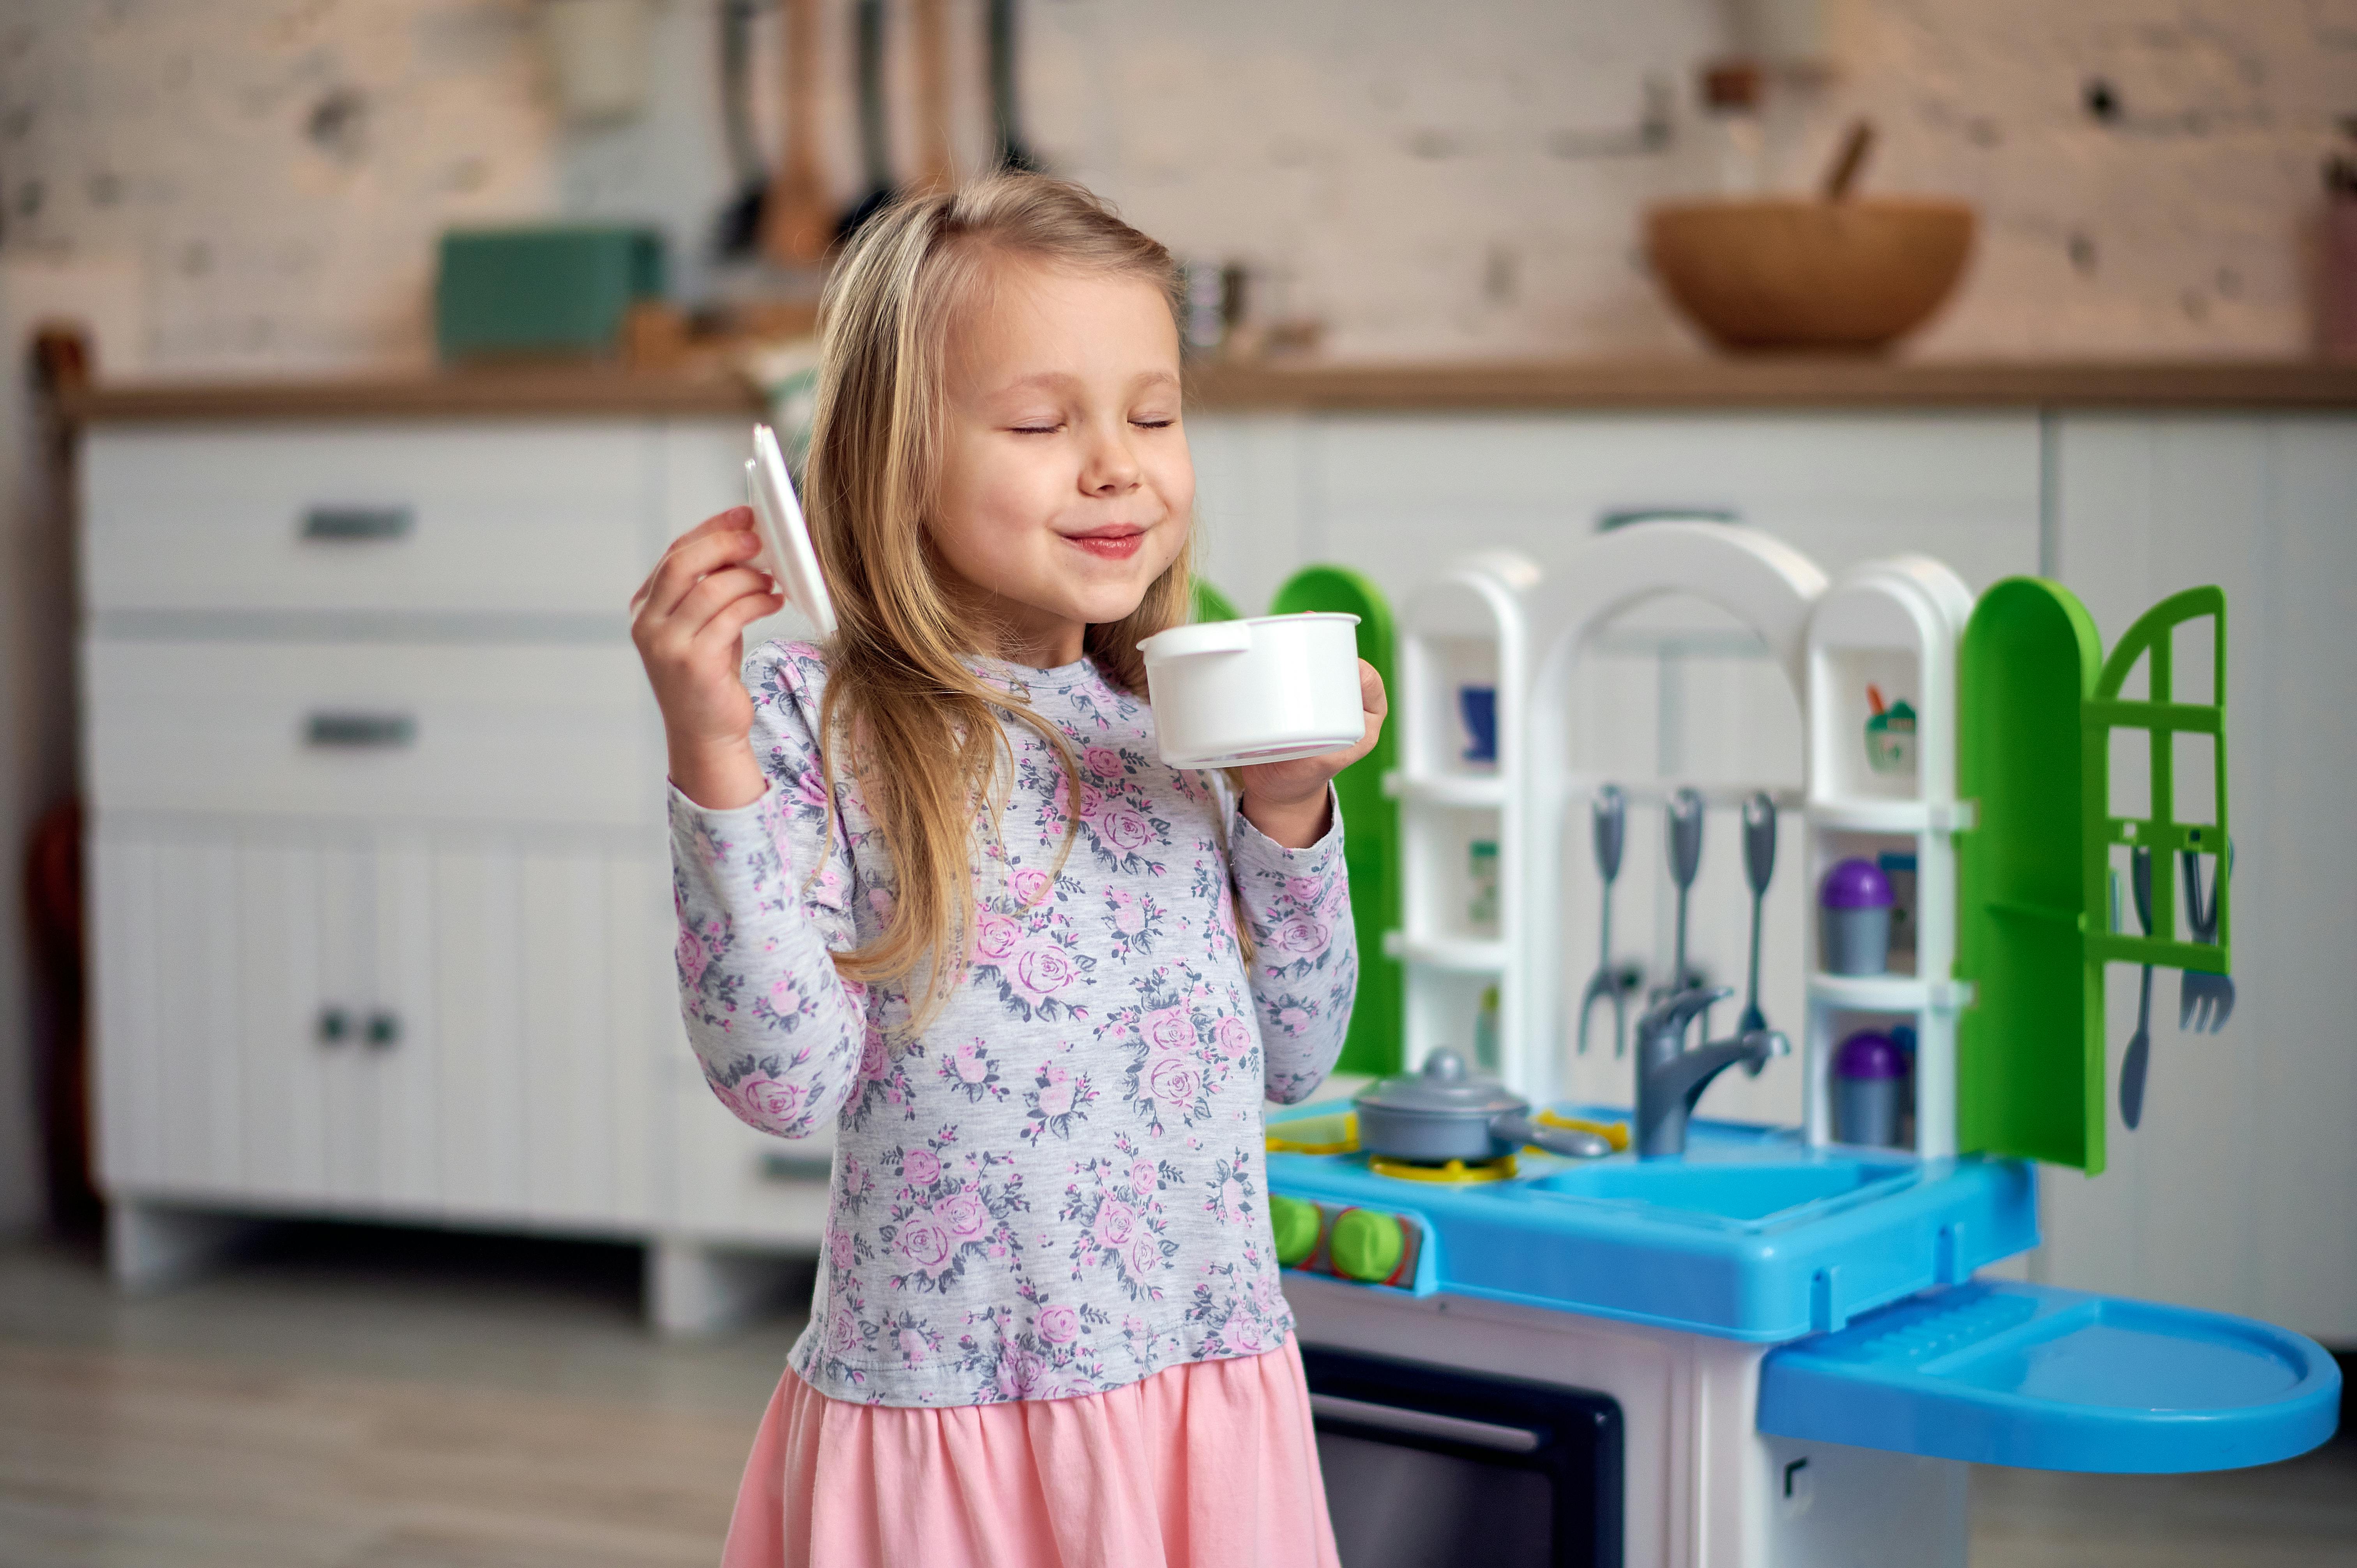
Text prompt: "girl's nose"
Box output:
[[1080, 424, 1142, 495]]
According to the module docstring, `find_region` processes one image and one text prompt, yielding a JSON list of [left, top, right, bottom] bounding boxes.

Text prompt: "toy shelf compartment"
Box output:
[[1800, 558, 1977, 1162], [1386, 551, 1540, 1084]]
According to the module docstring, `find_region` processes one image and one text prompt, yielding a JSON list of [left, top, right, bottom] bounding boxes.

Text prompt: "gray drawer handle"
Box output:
[[301, 505, 414, 541], [1307, 1393, 1542, 1453], [304, 712, 416, 749], [759, 1151, 834, 1184]]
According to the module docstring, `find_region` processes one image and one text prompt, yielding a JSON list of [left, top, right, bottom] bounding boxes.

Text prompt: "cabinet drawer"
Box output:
[[83, 423, 660, 618], [84, 640, 659, 826]]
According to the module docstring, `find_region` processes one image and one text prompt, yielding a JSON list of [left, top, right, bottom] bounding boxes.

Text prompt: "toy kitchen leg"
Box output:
[[1288, 1275, 1967, 1568]]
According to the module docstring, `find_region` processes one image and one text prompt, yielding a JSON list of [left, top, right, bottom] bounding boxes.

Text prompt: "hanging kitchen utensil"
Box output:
[[1739, 791, 1776, 1036], [911, 0, 955, 195], [760, 0, 834, 266], [1353, 1049, 1612, 1164], [2120, 846, 2156, 1130], [714, 0, 768, 256], [2179, 840, 2236, 1032], [987, 0, 1040, 171], [1656, 788, 1706, 1017], [1577, 786, 1628, 1056], [837, 0, 896, 241]]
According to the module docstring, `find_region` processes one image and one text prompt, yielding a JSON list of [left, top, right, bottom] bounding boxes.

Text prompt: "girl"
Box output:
[[630, 173, 1380, 1568]]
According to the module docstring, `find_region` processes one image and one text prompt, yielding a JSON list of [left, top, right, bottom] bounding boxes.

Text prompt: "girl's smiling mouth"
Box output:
[[1064, 524, 1147, 560]]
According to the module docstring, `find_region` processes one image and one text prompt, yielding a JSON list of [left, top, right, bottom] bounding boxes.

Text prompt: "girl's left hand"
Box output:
[[1237, 660, 1388, 849]]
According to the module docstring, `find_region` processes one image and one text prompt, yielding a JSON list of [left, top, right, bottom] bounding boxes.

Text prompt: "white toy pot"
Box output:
[[1138, 613, 1364, 768]]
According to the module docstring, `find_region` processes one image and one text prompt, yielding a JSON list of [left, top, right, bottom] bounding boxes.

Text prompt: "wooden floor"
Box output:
[[0, 1225, 2350, 1567]]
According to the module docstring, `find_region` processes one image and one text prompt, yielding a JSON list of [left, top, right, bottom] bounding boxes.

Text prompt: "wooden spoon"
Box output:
[[1820, 119, 1876, 202], [760, 0, 832, 266], [911, 0, 955, 195]]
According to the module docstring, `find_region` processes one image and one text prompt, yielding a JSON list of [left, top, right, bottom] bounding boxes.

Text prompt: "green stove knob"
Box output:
[[1329, 1208, 1405, 1283], [1270, 1195, 1320, 1268]]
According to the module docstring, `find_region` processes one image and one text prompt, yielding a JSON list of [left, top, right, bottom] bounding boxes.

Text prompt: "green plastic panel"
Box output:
[[2081, 588, 2231, 976], [1270, 565, 1401, 1078], [1190, 579, 1241, 624], [1958, 578, 2107, 1172]]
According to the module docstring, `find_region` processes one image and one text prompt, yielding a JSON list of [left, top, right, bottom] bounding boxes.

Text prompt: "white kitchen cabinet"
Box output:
[[88, 815, 679, 1232], [78, 413, 798, 1319]]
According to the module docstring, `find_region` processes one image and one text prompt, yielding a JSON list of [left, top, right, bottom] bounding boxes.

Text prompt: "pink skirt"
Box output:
[[721, 1337, 1341, 1568]]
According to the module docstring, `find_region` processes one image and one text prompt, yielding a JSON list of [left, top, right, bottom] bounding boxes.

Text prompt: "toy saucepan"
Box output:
[[1353, 1049, 1613, 1163]]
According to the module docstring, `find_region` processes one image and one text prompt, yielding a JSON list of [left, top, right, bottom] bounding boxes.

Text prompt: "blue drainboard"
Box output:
[[1761, 1281, 2342, 1472]]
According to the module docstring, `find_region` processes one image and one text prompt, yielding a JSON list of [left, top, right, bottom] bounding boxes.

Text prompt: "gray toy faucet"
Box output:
[[1634, 985, 1790, 1158]]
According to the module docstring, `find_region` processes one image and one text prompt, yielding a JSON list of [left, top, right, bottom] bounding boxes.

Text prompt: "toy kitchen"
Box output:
[[1255, 523, 2341, 1568]]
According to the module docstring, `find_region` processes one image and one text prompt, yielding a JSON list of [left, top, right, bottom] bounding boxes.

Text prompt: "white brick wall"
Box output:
[[0, 0, 2349, 375]]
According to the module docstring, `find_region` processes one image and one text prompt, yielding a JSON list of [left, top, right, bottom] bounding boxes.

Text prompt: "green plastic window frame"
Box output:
[[2080, 587, 2231, 976]]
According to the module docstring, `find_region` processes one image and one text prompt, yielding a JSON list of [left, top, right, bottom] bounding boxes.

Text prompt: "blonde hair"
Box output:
[[804, 172, 1194, 1029]]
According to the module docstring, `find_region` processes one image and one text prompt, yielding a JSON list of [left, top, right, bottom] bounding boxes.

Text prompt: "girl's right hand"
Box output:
[[631, 507, 784, 810]]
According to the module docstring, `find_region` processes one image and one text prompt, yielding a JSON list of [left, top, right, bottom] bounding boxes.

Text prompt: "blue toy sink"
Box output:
[[1528, 1152, 1919, 1222]]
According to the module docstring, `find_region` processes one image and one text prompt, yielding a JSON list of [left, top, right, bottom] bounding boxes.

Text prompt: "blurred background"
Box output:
[[0, 1, 2353, 1564]]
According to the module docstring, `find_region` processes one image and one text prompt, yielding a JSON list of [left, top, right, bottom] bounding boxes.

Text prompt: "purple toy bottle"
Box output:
[[1820, 857, 1894, 975]]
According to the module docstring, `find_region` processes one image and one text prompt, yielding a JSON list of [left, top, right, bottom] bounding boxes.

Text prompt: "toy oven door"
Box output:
[[1302, 1346, 1623, 1568]]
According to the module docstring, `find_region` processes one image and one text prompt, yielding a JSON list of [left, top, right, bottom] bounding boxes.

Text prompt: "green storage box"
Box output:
[[435, 224, 666, 360]]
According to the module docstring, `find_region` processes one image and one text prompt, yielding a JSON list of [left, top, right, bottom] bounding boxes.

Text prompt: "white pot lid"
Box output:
[[746, 422, 837, 639]]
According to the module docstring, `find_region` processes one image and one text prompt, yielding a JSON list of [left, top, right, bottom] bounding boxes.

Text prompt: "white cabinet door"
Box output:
[[2044, 413, 2357, 1346], [426, 832, 672, 1231]]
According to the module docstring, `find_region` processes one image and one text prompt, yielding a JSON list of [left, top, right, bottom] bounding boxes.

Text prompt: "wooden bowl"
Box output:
[[1645, 198, 1976, 353]]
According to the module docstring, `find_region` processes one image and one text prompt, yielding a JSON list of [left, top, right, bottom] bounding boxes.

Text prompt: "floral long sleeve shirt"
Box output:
[[669, 642, 1358, 1406]]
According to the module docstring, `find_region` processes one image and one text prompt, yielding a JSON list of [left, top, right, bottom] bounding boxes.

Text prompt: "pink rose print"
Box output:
[[1130, 1158, 1159, 1195], [1113, 902, 1145, 936], [1037, 1304, 1082, 1344], [1222, 1307, 1268, 1354], [1013, 943, 1076, 998], [795, 770, 829, 809], [1274, 916, 1331, 954], [827, 1303, 859, 1354], [902, 1147, 943, 1186], [1036, 1065, 1077, 1117], [1142, 1005, 1195, 1053], [895, 1212, 954, 1270], [868, 887, 896, 927], [1219, 1177, 1248, 1217], [1076, 784, 1107, 822], [951, 1040, 991, 1085], [1276, 1005, 1312, 1036], [1285, 875, 1325, 907], [1085, 746, 1124, 780], [1093, 1200, 1136, 1248], [858, 1026, 889, 1082], [1214, 1015, 1255, 1059], [975, 913, 1021, 961], [827, 1226, 855, 1269], [675, 924, 711, 990], [841, 1155, 869, 1200], [936, 1190, 989, 1238], [736, 1075, 804, 1125], [898, 1327, 931, 1362], [1147, 1054, 1202, 1108], [1127, 1233, 1163, 1280], [1011, 867, 1053, 908], [1101, 810, 1152, 851]]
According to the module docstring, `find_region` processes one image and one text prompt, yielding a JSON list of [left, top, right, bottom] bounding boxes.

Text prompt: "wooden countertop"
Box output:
[[59, 357, 2357, 423]]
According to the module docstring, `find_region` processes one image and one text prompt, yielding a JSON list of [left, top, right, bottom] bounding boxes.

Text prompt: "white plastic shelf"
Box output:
[[1807, 973, 1976, 1012], [1384, 931, 1511, 974], [1810, 796, 1977, 834], [1387, 772, 1509, 808]]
